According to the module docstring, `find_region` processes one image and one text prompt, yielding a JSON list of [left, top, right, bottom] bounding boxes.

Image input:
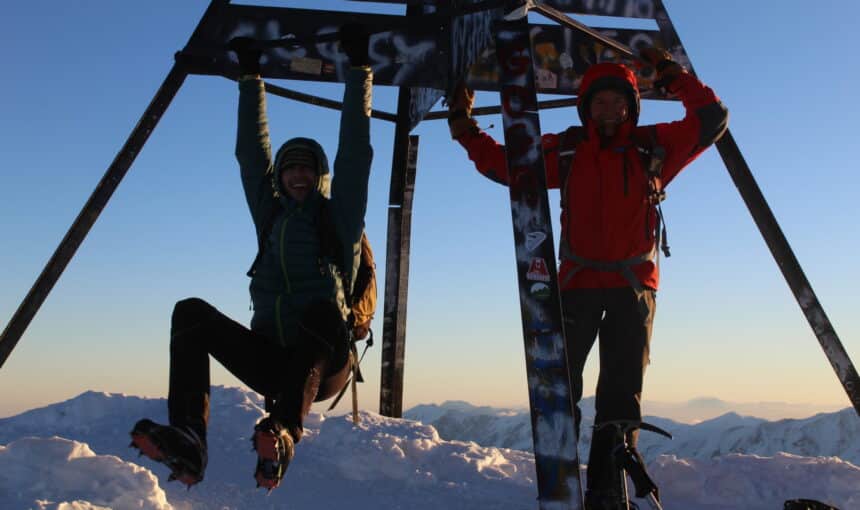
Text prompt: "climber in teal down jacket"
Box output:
[[130, 25, 373, 492]]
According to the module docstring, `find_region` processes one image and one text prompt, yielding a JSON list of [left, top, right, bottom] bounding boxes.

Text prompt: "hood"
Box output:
[[576, 63, 641, 128], [272, 137, 331, 205]]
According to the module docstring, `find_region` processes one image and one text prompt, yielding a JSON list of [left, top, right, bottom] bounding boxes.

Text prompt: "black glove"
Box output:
[[339, 24, 370, 67], [639, 47, 683, 89], [228, 37, 262, 76]]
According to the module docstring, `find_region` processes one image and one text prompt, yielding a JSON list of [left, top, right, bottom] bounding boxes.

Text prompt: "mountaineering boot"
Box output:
[[252, 416, 295, 491], [130, 418, 207, 487]]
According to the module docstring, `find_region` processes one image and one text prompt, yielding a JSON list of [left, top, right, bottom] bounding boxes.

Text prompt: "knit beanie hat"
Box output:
[[278, 146, 318, 173]]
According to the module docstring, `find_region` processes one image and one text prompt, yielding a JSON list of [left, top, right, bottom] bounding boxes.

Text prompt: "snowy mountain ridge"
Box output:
[[405, 400, 860, 465], [0, 387, 857, 510]]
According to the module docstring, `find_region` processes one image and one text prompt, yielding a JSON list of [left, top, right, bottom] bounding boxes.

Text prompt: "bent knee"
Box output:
[[171, 297, 214, 344], [173, 297, 213, 320]]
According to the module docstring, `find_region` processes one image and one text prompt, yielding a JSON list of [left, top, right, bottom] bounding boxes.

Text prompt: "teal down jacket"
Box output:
[[235, 67, 373, 348]]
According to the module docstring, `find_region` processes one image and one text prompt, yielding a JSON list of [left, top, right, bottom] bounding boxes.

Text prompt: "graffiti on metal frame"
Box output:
[[468, 24, 687, 98], [543, 0, 656, 18], [178, 3, 684, 127], [181, 4, 685, 97], [350, 0, 657, 18], [181, 5, 451, 128], [215, 6, 445, 88], [448, 0, 504, 95]]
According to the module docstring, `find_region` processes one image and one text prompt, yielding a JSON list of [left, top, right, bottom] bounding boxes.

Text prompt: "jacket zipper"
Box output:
[[622, 150, 630, 196], [276, 210, 294, 346], [279, 212, 292, 294]]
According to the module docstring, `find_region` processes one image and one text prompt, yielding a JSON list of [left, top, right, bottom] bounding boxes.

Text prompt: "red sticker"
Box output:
[[526, 258, 551, 282]]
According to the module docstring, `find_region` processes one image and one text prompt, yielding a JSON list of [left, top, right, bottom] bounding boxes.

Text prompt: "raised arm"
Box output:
[[329, 25, 374, 290], [330, 67, 373, 250], [448, 83, 563, 188], [640, 48, 729, 185], [231, 38, 276, 237]]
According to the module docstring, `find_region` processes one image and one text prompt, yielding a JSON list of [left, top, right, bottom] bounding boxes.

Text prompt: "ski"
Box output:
[[493, 16, 584, 509]]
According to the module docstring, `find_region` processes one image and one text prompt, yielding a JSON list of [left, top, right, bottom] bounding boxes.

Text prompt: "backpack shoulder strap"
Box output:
[[632, 125, 671, 257], [631, 125, 665, 180]]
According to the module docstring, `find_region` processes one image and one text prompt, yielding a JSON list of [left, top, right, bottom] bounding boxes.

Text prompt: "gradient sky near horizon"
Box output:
[[1, 0, 858, 419]]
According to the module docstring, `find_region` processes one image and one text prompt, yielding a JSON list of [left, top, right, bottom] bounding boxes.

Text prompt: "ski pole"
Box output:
[[528, 1, 645, 63]]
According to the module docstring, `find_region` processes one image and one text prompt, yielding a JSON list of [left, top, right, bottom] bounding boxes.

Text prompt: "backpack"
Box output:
[[350, 233, 377, 332], [247, 200, 378, 335]]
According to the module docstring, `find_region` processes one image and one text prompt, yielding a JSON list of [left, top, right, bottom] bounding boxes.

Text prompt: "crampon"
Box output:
[[129, 418, 207, 488], [252, 417, 295, 492]]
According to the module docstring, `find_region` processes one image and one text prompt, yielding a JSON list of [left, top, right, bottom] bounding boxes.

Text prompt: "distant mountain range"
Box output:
[[405, 399, 860, 465], [403, 396, 844, 424], [641, 396, 845, 423]]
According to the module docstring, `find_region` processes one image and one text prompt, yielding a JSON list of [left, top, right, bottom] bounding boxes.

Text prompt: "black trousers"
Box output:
[[561, 287, 656, 493], [167, 297, 350, 443]]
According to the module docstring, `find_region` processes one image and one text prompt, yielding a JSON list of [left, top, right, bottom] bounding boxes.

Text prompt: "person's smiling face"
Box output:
[[590, 88, 629, 138], [280, 164, 316, 203]]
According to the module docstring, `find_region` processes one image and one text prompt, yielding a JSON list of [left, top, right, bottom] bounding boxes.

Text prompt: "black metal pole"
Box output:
[[650, 0, 860, 417], [531, 3, 637, 59], [379, 86, 418, 418], [0, 62, 189, 369], [423, 97, 581, 120], [255, 78, 397, 123], [715, 132, 860, 415], [378, 0, 425, 419]]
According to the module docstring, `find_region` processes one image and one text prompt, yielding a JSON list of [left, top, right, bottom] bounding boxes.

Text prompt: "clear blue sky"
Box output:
[[1, 0, 858, 418]]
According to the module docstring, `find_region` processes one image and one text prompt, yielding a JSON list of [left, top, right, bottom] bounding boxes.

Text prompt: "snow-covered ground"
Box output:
[[0, 387, 856, 510]]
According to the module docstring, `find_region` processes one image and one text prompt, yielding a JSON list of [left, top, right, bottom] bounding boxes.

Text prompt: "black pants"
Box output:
[[167, 297, 350, 443], [561, 287, 656, 493]]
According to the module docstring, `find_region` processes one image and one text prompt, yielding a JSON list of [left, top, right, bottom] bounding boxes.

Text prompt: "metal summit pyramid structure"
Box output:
[[2, 1, 858, 506]]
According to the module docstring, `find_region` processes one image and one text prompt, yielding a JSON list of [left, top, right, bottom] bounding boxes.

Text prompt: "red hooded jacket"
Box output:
[[457, 63, 727, 291]]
